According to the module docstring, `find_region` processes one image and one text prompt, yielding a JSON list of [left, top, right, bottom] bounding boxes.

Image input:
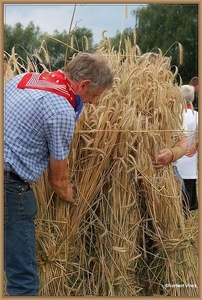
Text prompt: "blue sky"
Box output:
[[4, 4, 146, 44]]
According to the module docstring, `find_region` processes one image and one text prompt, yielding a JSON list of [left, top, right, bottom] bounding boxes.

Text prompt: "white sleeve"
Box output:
[[180, 109, 187, 131]]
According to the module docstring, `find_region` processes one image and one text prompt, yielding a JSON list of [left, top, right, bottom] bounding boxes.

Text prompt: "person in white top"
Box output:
[[176, 84, 198, 211]]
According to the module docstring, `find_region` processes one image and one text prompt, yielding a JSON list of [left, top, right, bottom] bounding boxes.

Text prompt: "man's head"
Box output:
[[189, 76, 198, 94], [180, 85, 195, 103], [63, 52, 114, 103]]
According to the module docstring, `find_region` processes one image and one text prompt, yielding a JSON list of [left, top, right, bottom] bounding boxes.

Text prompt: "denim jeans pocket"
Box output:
[[4, 181, 38, 225], [4, 180, 39, 295], [17, 182, 31, 194]]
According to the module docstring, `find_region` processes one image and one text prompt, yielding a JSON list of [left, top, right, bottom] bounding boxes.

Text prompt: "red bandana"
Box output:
[[17, 70, 76, 108]]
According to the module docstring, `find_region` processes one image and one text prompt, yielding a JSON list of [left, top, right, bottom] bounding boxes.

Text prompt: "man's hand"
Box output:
[[151, 134, 188, 168], [48, 155, 76, 203], [60, 183, 75, 203], [151, 148, 173, 168], [185, 145, 197, 157]]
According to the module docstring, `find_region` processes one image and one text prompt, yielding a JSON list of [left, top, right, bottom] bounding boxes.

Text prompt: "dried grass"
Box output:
[[4, 38, 198, 296]]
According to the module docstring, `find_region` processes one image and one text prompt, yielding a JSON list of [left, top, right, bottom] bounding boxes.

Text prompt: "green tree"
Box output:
[[133, 4, 198, 83], [109, 27, 135, 52], [4, 22, 94, 70], [43, 27, 94, 69], [4, 21, 43, 67]]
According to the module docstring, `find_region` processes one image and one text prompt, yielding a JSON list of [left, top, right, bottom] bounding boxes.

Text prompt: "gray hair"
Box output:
[[63, 52, 114, 91], [180, 85, 195, 103]]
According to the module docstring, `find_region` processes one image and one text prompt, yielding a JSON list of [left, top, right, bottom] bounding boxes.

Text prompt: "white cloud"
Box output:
[[4, 4, 142, 44]]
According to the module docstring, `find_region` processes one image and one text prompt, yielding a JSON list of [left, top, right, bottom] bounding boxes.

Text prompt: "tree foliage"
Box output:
[[4, 21, 42, 62], [133, 4, 198, 83], [44, 27, 94, 69], [107, 27, 135, 52], [4, 5, 198, 82], [4, 22, 94, 70]]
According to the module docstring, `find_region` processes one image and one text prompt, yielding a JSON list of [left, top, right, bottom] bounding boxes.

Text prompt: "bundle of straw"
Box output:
[[4, 41, 198, 296]]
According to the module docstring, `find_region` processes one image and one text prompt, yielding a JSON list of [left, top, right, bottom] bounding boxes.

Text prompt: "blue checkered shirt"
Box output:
[[4, 73, 76, 182]]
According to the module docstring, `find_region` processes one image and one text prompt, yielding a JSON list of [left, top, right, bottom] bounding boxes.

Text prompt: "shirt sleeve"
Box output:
[[44, 113, 76, 160]]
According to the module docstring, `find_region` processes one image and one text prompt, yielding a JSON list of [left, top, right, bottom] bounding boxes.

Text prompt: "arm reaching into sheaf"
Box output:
[[151, 134, 188, 168], [48, 155, 75, 203]]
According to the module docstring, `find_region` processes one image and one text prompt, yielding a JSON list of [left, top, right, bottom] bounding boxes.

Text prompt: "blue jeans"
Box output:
[[173, 165, 186, 192], [4, 177, 39, 296]]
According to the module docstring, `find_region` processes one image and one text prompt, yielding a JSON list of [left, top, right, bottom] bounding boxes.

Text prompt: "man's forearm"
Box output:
[[170, 134, 188, 162]]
